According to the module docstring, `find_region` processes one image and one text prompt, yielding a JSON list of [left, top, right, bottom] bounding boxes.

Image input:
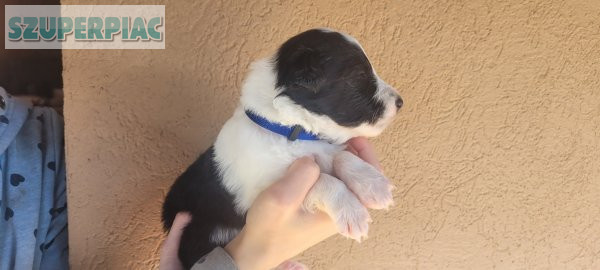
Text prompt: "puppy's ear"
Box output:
[[289, 48, 324, 93], [276, 45, 325, 94]]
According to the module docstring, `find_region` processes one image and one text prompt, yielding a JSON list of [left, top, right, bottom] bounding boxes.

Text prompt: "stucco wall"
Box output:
[[62, 0, 600, 269]]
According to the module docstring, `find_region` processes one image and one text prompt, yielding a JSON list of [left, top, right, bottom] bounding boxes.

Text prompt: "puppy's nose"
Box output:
[[395, 96, 403, 109]]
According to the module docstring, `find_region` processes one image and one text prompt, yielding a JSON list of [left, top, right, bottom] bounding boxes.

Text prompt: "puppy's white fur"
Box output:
[[209, 226, 241, 245], [214, 53, 397, 241]]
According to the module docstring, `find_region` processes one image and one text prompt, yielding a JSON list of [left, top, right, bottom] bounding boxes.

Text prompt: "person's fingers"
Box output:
[[160, 212, 192, 270], [265, 156, 320, 207], [347, 137, 382, 172], [164, 212, 192, 248], [345, 144, 359, 156]]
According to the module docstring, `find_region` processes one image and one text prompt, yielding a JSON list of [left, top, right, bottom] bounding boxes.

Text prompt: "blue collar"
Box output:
[[245, 110, 320, 141]]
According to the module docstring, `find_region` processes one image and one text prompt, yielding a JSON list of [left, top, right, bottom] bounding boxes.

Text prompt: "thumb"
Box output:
[[265, 156, 321, 207], [160, 212, 192, 270]]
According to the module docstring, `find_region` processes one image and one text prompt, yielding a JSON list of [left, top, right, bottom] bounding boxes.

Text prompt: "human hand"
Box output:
[[224, 156, 336, 270], [226, 137, 385, 270]]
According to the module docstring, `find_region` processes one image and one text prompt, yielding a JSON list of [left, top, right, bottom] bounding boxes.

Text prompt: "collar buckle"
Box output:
[[288, 125, 304, 141]]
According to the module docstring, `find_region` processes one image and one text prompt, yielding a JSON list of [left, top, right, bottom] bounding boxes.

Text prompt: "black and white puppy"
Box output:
[[162, 28, 403, 269]]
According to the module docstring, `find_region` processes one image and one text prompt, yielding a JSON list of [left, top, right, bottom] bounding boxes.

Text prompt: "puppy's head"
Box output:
[[241, 28, 402, 143]]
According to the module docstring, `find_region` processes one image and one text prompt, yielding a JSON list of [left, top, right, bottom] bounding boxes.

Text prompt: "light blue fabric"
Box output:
[[0, 87, 68, 270]]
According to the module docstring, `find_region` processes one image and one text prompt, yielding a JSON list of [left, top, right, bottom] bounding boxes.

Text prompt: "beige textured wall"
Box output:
[[63, 0, 600, 269]]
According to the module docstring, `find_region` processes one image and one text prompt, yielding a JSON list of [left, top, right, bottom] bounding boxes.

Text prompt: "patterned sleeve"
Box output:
[[0, 86, 68, 270]]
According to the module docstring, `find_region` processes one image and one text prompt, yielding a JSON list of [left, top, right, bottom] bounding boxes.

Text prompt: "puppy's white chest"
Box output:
[[213, 111, 343, 213]]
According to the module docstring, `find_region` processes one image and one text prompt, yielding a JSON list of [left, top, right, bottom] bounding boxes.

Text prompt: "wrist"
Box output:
[[225, 229, 274, 270]]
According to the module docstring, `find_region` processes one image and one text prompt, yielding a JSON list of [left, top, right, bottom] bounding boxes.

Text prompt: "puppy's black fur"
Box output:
[[162, 29, 388, 269], [162, 147, 244, 269]]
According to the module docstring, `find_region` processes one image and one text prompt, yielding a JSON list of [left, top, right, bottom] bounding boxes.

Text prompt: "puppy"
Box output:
[[162, 28, 403, 269]]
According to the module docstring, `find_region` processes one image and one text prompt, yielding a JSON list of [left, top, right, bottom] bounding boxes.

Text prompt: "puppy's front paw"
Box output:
[[334, 151, 394, 210], [331, 191, 371, 242], [357, 176, 393, 210], [304, 173, 372, 242]]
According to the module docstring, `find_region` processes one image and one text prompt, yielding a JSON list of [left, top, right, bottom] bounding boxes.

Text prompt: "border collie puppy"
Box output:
[[162, 28, 403, 269]]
